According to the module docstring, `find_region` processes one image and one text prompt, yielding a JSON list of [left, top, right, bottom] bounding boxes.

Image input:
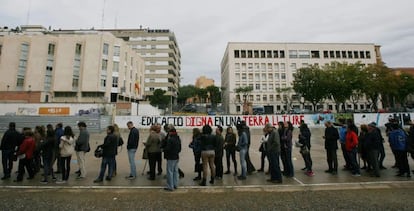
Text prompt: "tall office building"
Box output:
[[221, 42, 382, 114], [102, 28, 181, 102], [0, 25, 145, 103]]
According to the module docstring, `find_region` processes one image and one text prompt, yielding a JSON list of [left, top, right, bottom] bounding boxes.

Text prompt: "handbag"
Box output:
[[142, 148, 148, 159], [94, 145, 103, 158], [300, 145, 309, 154]]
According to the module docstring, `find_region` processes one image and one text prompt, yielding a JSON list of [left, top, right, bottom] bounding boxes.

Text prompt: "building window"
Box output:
[[280, 63, 286, 71], [255, 73, 260, 81], [235, 63, 240, 70], [48, 43, 55, 55], [72, 77, 79, 88], [254, 63, 260, 70], [274, 63, 279, 71], [335, 51, 341, 58], [267, 63, 273, 70], [262, 84, 267, 90], [75, 44, 82, 55], [323, 51, 329, 58], [247, 50, 252, 58], [267, 50, 272, 58], [0, 44, 2, 57], [103, 43, 109, 55], [260, 50, 266, 58], [112, 77, 118, 88], [289, 50, 298, 58], [366, 51, 371, 59], [236, 73, 240, 81], [254, 50, 259, 58], [241, 73, 246, 80], [342, 51, 347, 58], [280, 50, 285, 58], [273, 50, 279, 58], [241, 50, 246, 58], [329, 51, 335, 58], [149, 87, 155, 91], [263, 95, 267, 101], [102, 59, 108, 71], [269, 84, 274, 90], [234, 50, 240, 58], [281, 73, 286, 80], [360, 51, 365, 59], [270, 95, 274, 102], [100, 79, 106, 87], [290, 63, 297, 70], [256, 95, 261, 101], [17, 43, 29, 87], [275, 73, 279, 80], [348, 51, 353, 58], [113, 61, 119, 72], [255, 84, 260, 90], [248, 63, 253, 70], [311, 50, 320, 58], [298, 50, 310, 58], [114, 46, 120, 57], [354, 51, 359, 58]]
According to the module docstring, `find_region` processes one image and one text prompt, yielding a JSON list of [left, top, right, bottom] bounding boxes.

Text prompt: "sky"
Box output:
[[1, 0, 414, 85]]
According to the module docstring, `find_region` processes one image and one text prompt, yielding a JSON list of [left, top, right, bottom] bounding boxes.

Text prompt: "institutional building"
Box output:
[[221, 42, 382, 114], [0, 25, 145, 103], [102, 28, 181, 102]]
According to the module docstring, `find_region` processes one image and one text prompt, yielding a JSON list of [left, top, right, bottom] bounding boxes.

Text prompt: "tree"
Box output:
[[206, 85, 221, 109], [234, 86, 253, 114], [177, 85, 196, 106], [276, 87, 294, 111], [195, 87, 208, 103], [149, 89, 170, 109], [324, 62, 364, 112], [293, 65, 329, 111], [394, 73, 414, 107]]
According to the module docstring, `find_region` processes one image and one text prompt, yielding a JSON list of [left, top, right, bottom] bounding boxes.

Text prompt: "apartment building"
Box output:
[[102, 28, 181, 102], [221, 42, 382, 114], [0, 25, 145, 103]]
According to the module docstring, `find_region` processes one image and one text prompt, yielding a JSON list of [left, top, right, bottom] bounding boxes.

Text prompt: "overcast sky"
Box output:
[[1, 0, 413, 85]]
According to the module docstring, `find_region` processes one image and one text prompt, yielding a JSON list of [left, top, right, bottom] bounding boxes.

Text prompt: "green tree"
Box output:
[[293, 65, 328, 111], [195, 87, 208, 103], [234, 86, 253, 114], [324, 62, 364, 112], [149, 89, 170, 109], [394, 73, 414, 107], [177, 85, 196, 106], [206, 85, 222, 109]]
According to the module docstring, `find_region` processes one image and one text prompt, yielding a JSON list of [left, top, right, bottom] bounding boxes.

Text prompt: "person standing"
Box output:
[[215, 126, 224, 180], [265, 123, 282, 183], [258, 127, 269, 173], [365, 122, 382, 177], [189, 127, 202, 180], [346, 125, 360, 176], [236, 124, 249, 180], [14, 128, 36, 182], [53, 123, 64, 174], [199, 124, 217, 186], [126, 121, 139, 180], [75, 122, 90, 179], [40, 124, 56, 184], [240, 121, 256, 174], [337, 119, 351, 170], [223, 127, 237, 176], [1, 122, 21, 180], [299, 122, 314, 177], [163, 128, 181, 191], [323, 121, 339, 175], [57, 126, 75, 184], [144, 125, 162, 180], [388, 123, 411, 177], [281, 121, 294, 177], [94, 125, 118, 183]]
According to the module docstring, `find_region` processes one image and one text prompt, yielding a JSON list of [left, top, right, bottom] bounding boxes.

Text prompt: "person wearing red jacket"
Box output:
[[14, 128, 36, 182], [345, 125, 360, 176]]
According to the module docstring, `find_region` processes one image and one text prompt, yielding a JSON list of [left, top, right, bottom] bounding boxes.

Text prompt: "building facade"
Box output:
[[102, 28, 181, 103], [0, 25, 145, 103], [221, 42, 382, 114]]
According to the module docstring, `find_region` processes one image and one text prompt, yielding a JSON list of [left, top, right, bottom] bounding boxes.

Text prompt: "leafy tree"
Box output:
[[276, 87, 295, 110], [177, 85, 196, 106], [394, 73, 414, 107], [195, 87, 208, 103], [206, 85, 221, 109], [234, 86, 253, 103], [149, 89, 170, 109], [324, 62, 364, 112], [293, 65, 329, 111]]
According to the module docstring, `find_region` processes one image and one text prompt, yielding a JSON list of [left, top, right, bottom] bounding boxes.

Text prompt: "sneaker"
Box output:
[[40, 180, 48, 184], [305, 171, 315, 177], [105, 176, 111, 181], [93, 178, 103, 183], [56, 180, 67, 184], [125, 175, 136, 180]]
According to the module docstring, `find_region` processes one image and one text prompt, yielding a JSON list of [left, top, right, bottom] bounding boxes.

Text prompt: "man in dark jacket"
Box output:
[[214, 126, 224, 179], [126, 121, 139, 180], [94, 125, 118, 183], [265, 123, 282, 183], [163, 128, 181, 191], [324, 121, 339, 175], [365, 122, 383, 177], [1, 122, 22, 180], [75, 121, 90, 179]]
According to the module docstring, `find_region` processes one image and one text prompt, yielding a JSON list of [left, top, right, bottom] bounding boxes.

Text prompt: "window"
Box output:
[[235, 73, 240, 81], [273, 50, 279, 58], [260, 50, 266, 58], [280, 50, 285, 58], [268, 73, 273, 80], [275, 73, 280, 80], [298, 50, 310, 58], [255, 84, 260, 90], [335, 51, 341, 58], [241, 73, 246, 80], [254, 50, 259, 58], [267, 50, 272, 58], [280, 63, 286, 71], [112, 77, 118, 87], [102, 59, 108, 71], [75, 44, 82, 55], [72, 78, 79, 88], [342, 51, 347, 58], [248, 73, 253, 80], [16, 78, 24, 87], [262, 73, 266, 80], [348, 51, 353, 58], [260, 63, 266, 70], [329, 51, 335, 58], [234, 50, 240, 58], [241, 50, 246, 58], [247, 50, 252, 58], [366, 51, 371, 59], [269, 84, 274, 90], [114, 46, 120, 57], [241, 63, 246, 70], [360, 51, 365, 59], [270, 95, 274, 102], [103, 43, 109, 55], [256, 95, 261, 101], [289, 50, 298, 58], [281, 73, 286, 80], [48, 44, 55, 55], [0, 44, 2, 57], [262, 84, 267, 90], [267, 63, 273, 70], [263, 95, 267, 101], [274, 63, 279, 71], [100, 79, 106, 87], [255, 73, 260, 81], [323, 51, 329, 58], [235, 63, 240, 70], [113, 61, 119, 72], [354, 51, 359, 58], [311, 50, 320, 58], [254, 63, 260, 70], [248, 63, 253, 70], [290, 63, 297, 70]]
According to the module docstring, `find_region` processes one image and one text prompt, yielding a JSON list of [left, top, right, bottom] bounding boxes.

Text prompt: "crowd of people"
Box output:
[[1, 117, 414, 191]]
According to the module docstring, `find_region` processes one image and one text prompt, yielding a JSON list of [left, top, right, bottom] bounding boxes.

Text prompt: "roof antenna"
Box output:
[[101, 0, 107, 29], [26, 0, 32, 25]]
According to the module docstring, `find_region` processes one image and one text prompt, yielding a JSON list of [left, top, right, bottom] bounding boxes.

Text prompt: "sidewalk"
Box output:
[[1, 128, 413, 189]]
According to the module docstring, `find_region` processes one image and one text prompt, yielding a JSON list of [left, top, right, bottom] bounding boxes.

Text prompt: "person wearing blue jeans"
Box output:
[[236, 124, 248, 180], [126, 121, 139, 180], [163, 128, 181, 191], [94, 126, 118, 183]]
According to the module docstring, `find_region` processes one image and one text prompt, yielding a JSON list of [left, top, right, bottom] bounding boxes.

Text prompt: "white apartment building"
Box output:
[[221, 42, 382, 114], [0, 25, 145, 103], [102, 28, 181, 102]]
